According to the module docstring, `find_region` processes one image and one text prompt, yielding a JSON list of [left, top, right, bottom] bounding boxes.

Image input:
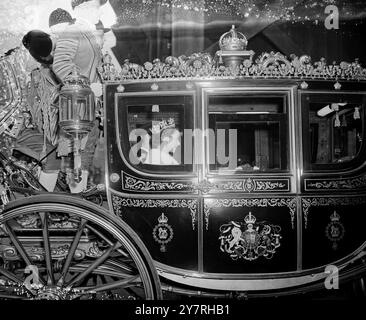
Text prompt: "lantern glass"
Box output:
[[59, 96, 66, 120], [75, 97, 88, 121], [59, 95, 74, 122]]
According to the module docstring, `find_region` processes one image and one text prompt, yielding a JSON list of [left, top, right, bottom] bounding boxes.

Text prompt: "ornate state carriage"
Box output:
[[0, 26, 366, 299]]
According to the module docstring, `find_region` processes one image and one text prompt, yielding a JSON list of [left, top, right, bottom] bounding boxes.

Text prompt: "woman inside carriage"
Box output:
[[137, 119, 182, 166]]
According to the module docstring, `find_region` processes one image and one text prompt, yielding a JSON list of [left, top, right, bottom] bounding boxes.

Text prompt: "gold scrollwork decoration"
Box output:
[[0, 241, 103, 262], [194, 178, 288, 194], [122, 173, 288, 194], [99, 51, 366, 82], [112, 194, 198, 230], [204, 198, 297, 230], [305, 174, 366, 191], [14, 213, 79, 229], [122, 172, 194, 193]]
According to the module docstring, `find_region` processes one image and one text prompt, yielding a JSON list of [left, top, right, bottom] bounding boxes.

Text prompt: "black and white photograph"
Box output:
[[0, 0, 365, 316]]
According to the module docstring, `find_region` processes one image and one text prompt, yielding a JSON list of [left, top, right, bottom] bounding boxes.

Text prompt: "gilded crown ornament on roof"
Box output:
[[219, 25, 248, 51], [216, 25, 255, 69]]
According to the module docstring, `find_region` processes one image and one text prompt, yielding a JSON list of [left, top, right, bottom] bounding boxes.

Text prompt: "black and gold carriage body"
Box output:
[[105, 53, 366, 294]]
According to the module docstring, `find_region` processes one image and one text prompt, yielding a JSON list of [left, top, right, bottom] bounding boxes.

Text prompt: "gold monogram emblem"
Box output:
[[152, 213, 174, 252], [325, 211, 345, 250]]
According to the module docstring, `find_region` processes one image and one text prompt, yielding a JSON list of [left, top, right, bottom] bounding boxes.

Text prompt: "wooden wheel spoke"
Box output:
[[69, 265, 135, 279], [103, 258, 137, 274], [86, 224, 130, 258], [75, 275, 140, 294], [66, 242, 122, 288], [0, 267, 23, 284], [72, 258, 137, 275], [57, 218, 87, 286], [4, 222, 45, 286], [39, 212, 54, 285]]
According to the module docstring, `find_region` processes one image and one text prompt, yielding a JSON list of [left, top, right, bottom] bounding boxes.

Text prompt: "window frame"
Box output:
[[202, 88, 293, 177], [115, 91, 196, 178]]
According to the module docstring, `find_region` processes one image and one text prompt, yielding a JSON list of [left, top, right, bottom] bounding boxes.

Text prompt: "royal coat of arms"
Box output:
[[219, 212, 281, 261]]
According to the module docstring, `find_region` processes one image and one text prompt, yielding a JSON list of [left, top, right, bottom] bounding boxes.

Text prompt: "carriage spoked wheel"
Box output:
[[0, 194, 162, 300]]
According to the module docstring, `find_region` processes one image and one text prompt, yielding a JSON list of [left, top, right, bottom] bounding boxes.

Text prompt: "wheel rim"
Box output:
[[0, 195, 162, 300]]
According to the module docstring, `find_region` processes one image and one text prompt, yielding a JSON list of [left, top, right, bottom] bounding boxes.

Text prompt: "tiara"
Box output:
[[151, 118, 175, 134]]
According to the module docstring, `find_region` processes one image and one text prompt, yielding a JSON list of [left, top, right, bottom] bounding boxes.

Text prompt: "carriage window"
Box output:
[[303, 93, 365, 170], [309, 103, 363, 164], [208, 95, 288, 173], [118, 95, 193, 173]]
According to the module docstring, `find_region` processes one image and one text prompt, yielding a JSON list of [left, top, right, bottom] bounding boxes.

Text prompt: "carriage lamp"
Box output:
[[58, 68, 95, 183], [216, 25, 254, 69]]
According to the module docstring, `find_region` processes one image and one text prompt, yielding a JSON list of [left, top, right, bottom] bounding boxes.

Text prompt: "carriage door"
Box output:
[[105, 85, 200, 271], [199, 86, 299, 274]]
